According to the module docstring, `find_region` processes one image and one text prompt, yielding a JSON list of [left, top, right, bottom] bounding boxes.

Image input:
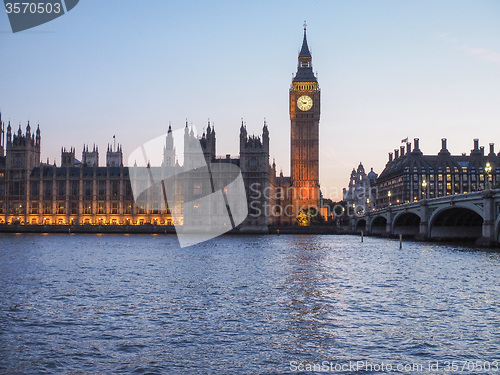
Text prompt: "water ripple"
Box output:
[[0, 234, 499, 374]]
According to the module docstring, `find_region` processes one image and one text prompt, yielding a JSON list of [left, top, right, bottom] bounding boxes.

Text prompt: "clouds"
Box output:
[[459, 45, 500, 63], [439, 33, 500, 64]]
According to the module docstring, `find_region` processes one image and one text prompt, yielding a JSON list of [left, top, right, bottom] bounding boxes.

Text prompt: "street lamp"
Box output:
[[422, 180, 427, 198], [388, 191, 392, 206], [485, 162, 492, 189]]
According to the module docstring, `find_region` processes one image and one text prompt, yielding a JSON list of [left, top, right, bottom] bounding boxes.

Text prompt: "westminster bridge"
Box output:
[[352, 189, 500, 246]]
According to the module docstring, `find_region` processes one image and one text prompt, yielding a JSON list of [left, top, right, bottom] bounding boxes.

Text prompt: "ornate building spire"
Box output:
[[299, 21, 311, 58], [294, 22, 316, 82]]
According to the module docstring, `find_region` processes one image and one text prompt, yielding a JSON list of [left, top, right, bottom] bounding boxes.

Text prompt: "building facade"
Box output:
[[376, 138, 500, 208], [343, 162, 378, 214], [0, 120, 273, 227]]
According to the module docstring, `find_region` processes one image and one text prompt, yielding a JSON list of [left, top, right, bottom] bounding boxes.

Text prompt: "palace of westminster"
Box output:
[[1, 27, 499, 228], [0, 27, 321, 228]]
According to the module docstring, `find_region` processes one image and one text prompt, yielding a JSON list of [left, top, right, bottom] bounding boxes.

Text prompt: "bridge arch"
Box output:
[[370, 215, 387, 235], [429, 205, 484, 241], [355, 219, 366, 233], [393, 211, 421, 237]]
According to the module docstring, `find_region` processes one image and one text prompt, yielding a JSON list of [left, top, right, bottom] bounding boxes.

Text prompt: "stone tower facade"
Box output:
[[82, 144, 99, 167], [4, 122, 41, 223], [289, 25, 320, 214], [163, 125, 175, 167], [61, 147, 76, 167], [239, 121, 270, 230], [106, 143, 123, 167], [0, 113, 5, 157], [6, 122, 41, 171]]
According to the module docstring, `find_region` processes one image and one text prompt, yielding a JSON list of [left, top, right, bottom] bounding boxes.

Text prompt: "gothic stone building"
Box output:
[[0, 118, 273, 228], [0, 27, 323, 228]]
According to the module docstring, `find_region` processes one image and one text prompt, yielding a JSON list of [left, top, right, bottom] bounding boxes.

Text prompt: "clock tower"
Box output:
[[290, 24, 320, 214]]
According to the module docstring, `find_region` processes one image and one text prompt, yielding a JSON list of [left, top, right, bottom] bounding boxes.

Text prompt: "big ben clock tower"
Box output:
[[290, 23, 320, 214]]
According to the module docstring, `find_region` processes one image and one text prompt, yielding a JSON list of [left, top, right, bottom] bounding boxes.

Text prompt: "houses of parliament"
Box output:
[[0, 27, 322, 228]]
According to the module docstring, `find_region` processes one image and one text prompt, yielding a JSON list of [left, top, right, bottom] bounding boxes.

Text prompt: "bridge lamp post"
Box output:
[[422, 180, 427, 199], [485, 162, 492, 189], [388, 191, 392, 206]]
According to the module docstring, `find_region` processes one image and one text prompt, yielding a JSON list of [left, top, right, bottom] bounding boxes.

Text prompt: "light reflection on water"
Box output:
[[0, 234, 499, 374]]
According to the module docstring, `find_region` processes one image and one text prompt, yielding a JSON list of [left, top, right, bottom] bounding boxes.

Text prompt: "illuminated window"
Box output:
[[83, 202, 92, 215]]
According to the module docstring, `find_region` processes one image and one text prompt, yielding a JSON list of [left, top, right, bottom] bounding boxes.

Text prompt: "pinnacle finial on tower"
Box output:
[[299, 22, 311, 59]]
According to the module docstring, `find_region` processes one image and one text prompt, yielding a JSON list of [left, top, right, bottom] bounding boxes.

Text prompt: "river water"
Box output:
[[0, 234, 499, 374]]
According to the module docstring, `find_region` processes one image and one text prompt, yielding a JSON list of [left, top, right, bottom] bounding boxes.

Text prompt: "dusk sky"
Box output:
[[1, 0, 499, 200]]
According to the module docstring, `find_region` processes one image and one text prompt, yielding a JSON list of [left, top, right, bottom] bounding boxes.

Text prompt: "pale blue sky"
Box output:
[[1, 0, 499, 200]]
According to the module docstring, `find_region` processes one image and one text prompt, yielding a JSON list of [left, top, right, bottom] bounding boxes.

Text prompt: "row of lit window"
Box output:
[[405, 166, 497, 173], [408, 174, 492, 182], [382, 172, 496, 187], [0, 218, 175, 226]]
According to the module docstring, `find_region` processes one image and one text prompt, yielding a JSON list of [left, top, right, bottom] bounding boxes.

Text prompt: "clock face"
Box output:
[[297, 95, 313, 111]]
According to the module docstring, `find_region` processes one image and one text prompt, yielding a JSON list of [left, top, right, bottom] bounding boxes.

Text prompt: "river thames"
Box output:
[[0, 234, 499, 374]]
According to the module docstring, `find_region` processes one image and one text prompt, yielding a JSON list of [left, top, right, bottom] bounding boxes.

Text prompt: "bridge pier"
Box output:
[[385, 208, 393, 237], [477, 190, 496, 247], [365, 216, 372, 235], [416, 200, 429, 241]]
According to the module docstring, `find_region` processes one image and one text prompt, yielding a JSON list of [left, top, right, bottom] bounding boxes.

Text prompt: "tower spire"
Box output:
[[294, 23, 315, 82], [299, 21, 311, 58]]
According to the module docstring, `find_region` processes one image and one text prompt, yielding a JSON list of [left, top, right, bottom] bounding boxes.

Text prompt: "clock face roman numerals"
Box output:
[[297, 95, 313, 111]]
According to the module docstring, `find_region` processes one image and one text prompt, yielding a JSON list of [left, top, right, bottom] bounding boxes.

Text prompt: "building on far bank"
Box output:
[[343, 162, 377, 214], [0, 119, 275, 228], [375, 138, 500, 208]]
